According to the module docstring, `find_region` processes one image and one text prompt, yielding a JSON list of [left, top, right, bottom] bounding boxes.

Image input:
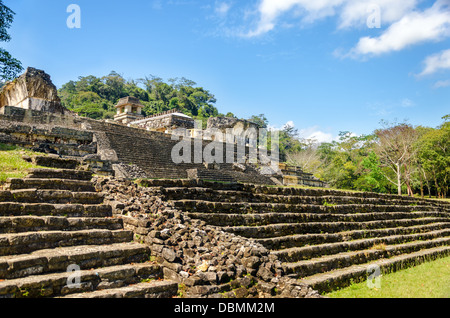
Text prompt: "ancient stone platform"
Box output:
[[0, 157, 178, 298], [135, 179, 450, 294]]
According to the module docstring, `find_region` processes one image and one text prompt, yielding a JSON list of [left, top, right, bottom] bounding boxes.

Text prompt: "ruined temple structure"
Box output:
[[0, 68, 325, 187], [129, 109, 195, 133], [114, 96, 145, 124], [0, 68, 448, 299], [0, 67, 67, 115], [206, 116, 259, 145]]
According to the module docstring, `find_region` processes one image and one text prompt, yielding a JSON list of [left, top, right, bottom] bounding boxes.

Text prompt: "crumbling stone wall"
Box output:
[[93, 176, 322, 298], [0, 67, 66, 114], [0, 118, 96, 157], [132, 113, 195, 131], [0, 106, 83, 128]]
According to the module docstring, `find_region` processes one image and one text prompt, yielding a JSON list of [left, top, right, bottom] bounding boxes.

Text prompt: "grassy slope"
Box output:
[[327, 256, 450, 298], [0, 143, 45, 184]]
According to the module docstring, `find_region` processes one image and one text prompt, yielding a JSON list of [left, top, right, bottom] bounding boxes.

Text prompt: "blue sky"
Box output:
[[3, 0, 450, 142]]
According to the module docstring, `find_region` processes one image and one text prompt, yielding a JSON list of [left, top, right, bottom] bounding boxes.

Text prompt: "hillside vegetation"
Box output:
[[57, 72, 223, 125]]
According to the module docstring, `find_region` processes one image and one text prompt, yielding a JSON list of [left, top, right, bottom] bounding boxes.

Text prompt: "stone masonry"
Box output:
[[99, 177, 450, 295], [95, 176, 322, 298], [0, 68, 66, 114], [0, 69, 448, 298], [0, 156, 179, 298]]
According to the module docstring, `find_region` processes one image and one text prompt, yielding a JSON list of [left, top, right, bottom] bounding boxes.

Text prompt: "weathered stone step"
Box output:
[[0, 242, 151, 280], [250, 193, 446, 207], [26, 168, 93, 181], [274, 228, 450, 263], [0, 229, 134, 256], [0, 202, 112, 218], [0, 262, 163, 298], [30, 155, 79, 170], [138, 179, 244, 190], [282, 237, 450, 278], [226, 217, 450, 239], [186, 211, 449, 227], [171, 200, 446, 214], [163, 188, 447, 208], [187, 169, 237, 183], [256, 222, 450, 250], [150, 182, 448, 208], [300, 245, 450, 293], [0, 216, 123, 234], [248, 184, 447, 203], [5, 178, 96, 192], [60, 280, 179, 298], [0, 189, 105, 205]]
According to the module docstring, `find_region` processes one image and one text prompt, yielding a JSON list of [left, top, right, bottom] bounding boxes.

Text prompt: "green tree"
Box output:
[[58, 72, 219, 120], [374, 121, 419, 196], [316, 133, 377, 191], [278, 123, 302, 162], [415, 116, 450, 198], [286, 139, 323, 175], [100, 71, 127, 102], [248, 114, 268, 128], [354, 151, 388, 193], [0, 1, 22, 81]]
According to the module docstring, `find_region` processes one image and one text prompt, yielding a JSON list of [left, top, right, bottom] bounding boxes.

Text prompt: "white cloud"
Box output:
[[433, 79, 450, 88], [245, 0, 344, 37], [419, 48, 450, 76], [298, 126, 337, 143], [152, 0, 163, 10], [304, 130, 336, 143], [244, 0, 450, 65], [338, 0, 417, 29], [349, 1, 450, 57], [267, 120, 294, 131], [401, 98, 415, 107], [284, 120, 295, 128], [268, 121, 336, 143], [245, 0, 419, 37], [367, 98, 416, 116], [215, 2, 232, 16]]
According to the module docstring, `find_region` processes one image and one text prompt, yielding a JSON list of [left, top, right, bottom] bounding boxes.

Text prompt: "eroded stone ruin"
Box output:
[[0, 68, 448, 299], [0, 67, 67, 115]]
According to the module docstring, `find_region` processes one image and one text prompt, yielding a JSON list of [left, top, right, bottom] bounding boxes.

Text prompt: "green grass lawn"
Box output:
[[0, 143, 44, 184], [412, 193, 450, 203], [327, 256, 450, 298]]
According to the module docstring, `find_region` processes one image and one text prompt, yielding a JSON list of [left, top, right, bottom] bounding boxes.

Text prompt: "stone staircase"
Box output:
[[187, 168, 237, 183], [143, 179, 450, 294], [87, 120, 276, 185], [0, 158, 178, 298]]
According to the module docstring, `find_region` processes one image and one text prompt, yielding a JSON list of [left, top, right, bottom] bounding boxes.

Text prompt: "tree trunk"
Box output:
[[419, 172, 424, 198], [442, 179, 448, 199], [397, 163, 402, 196], [422, 169, 431, 198], [434, 178, 440, 199], [405, 177, 413, 197]]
